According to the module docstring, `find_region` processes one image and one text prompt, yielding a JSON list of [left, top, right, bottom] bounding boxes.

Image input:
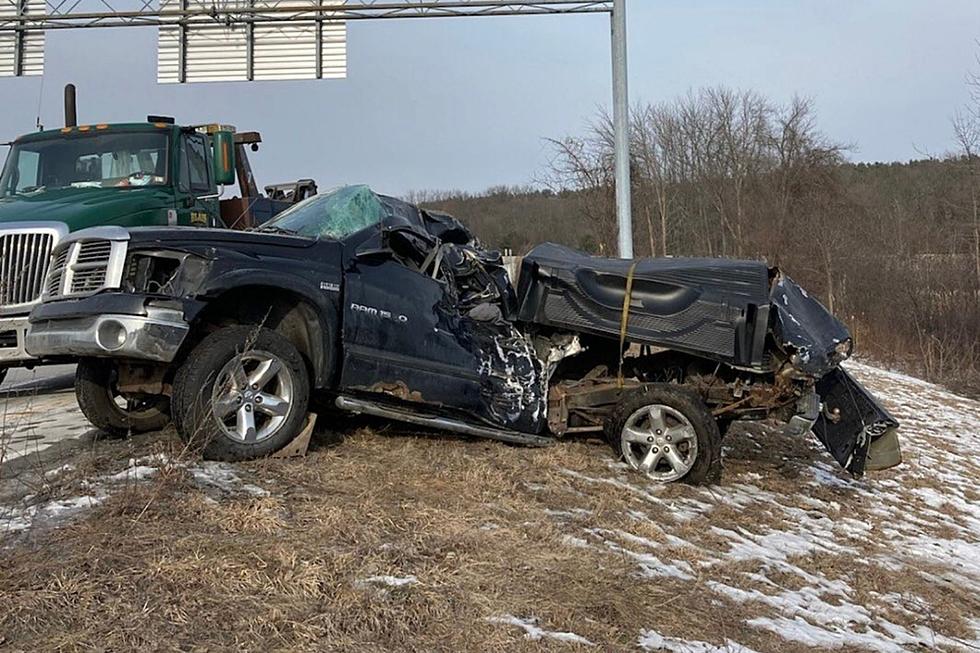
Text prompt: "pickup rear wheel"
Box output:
[[75, 358, 171, 437], [606, 385, 722, 485], [172, 326, 309, 461]]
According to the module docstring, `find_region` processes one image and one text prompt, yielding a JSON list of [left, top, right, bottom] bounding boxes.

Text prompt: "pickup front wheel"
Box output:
[[172, 326, 310, 461]]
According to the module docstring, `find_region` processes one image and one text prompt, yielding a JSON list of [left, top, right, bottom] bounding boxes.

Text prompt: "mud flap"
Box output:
[[812, 368, 900, 477]]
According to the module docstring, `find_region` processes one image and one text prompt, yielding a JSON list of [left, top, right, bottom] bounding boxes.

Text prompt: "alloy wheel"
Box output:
[[211, 350, 294, 443], [620, 403, 699, 482]]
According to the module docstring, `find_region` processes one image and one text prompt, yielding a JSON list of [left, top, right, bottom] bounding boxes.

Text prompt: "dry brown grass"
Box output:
[[0, 423, 754, 651], [1, 413, 977, 652]]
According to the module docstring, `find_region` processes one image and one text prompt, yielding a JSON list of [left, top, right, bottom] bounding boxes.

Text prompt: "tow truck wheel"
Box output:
[[172, 326, 309, 461], [75, 358, 171, 437], [606, 385, 722, 485]]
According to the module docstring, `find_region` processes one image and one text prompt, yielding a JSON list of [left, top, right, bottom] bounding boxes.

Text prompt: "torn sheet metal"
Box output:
[[769, 272, 852, 377], [445, 243, 546, 433]]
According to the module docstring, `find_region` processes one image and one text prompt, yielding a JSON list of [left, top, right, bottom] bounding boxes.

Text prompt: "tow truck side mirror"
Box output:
[[212, 131, 236, 186]]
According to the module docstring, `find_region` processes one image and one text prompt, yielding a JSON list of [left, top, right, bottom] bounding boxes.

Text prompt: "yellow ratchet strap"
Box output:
[[617, 261, 639, 388]]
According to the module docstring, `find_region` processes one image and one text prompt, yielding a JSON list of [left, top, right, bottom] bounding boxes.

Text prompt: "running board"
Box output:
[[335, 396, 554, 447]]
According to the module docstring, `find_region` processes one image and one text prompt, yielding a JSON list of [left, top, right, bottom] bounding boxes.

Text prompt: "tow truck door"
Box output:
[[175, 132, 221, 227]]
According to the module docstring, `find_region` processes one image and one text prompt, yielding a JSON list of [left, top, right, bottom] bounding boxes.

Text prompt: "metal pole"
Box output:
[[12, 0, 25, 76], [611, 0, 632, 258]]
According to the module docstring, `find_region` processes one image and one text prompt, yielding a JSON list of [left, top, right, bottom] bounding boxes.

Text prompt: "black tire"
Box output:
[[605, 384, 722, 485], [75, 358, 171, 437], [172, 326, 309, 461]]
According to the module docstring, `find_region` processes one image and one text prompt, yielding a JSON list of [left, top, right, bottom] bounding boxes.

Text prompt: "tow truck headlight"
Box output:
[[123, 250, 206, 297]]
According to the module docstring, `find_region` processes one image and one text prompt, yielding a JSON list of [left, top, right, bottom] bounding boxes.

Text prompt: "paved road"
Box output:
[[0, 365, 92, 465]]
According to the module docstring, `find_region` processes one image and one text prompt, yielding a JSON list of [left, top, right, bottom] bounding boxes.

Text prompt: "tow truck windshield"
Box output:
[[0, 131, 169, 196]]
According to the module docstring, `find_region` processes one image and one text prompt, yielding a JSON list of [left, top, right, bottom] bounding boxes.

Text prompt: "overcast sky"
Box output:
[[0, 1, 978, 196]]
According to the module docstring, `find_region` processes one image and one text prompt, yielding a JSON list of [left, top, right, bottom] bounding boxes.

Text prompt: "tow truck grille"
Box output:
[[0, 231, 56, 309]]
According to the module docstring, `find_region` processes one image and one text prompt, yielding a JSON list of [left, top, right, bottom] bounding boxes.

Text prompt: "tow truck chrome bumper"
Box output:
[[26, 308, 189, 363], [0, 315, 32, 364]]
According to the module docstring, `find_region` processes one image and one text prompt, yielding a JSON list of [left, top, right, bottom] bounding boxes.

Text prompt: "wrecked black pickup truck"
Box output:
[[25, 185, 901, 484]]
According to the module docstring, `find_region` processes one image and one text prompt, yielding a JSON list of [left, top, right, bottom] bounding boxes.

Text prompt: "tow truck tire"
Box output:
[[172, 326, 309, 461], [606, 385, 722, 485], [75, 358, 171, 437]]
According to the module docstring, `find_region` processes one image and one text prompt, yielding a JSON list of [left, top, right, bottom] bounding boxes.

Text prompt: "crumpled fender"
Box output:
[[769, 271, 851, 377]]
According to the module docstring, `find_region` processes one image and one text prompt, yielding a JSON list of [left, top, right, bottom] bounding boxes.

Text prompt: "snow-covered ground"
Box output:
[[525, 361, 980, 651], [2, 361, 979, 651]]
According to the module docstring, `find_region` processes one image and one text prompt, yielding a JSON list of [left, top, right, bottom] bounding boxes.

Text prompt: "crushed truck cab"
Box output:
[[26, 185, 901, 483]]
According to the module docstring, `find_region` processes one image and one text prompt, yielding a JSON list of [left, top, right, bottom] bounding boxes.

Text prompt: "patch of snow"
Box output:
[[544, 507, 592, 519], [589, 529, 694, 580], [638, 630, 760, 653], [188, 461, 269, 496], [550, 362, 980, 652], [357, 575, 418, 588], [44, 463, 75, 479], [561, 468, 665, 504], [487, 615, 594, 646], [4, 455, 273, 537], [104, 462, 158, 483], [561, 534, 590, 548], [3, 494, 105, 534]]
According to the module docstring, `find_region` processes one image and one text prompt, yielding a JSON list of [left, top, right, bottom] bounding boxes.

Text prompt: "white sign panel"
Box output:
[[0, 0, 44, 77], [158, 0, 346, 84]]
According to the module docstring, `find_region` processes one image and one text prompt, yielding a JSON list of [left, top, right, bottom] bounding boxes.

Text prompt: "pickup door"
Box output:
[[339, 240, 547, 434], [339, 249, 489, 415]]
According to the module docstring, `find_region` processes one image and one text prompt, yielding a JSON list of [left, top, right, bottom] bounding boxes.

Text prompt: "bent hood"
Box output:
[[0, 186, 174, 230], [127, 226, 317, 250]]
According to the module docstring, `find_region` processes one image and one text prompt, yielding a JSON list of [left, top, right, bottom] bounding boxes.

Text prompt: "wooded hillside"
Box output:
[[416, 87, 980, 394]]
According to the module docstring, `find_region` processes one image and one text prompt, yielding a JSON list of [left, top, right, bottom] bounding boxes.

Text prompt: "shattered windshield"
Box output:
[[260, 185, 386, 239], [0, 131, 169, 196]]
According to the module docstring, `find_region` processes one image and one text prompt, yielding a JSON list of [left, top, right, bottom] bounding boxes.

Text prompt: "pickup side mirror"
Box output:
[[212, 131, 236, 186]]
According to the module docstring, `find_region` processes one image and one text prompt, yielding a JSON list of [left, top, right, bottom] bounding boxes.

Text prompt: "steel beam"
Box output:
[[0, 1, 615, 30]]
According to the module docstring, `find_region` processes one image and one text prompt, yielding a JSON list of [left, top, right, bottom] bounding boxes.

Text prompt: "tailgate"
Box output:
[[812, 367, 901, 477]]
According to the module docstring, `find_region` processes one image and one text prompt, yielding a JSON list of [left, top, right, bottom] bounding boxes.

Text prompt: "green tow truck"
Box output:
[[0, 92, 315, 387]]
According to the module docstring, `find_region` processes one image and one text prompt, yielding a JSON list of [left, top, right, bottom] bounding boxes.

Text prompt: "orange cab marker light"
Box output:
[[78, 125, 91, 132], [60, 127, 73, 133], [154, 122, 168, 128], [96, 124, 109, 130]]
